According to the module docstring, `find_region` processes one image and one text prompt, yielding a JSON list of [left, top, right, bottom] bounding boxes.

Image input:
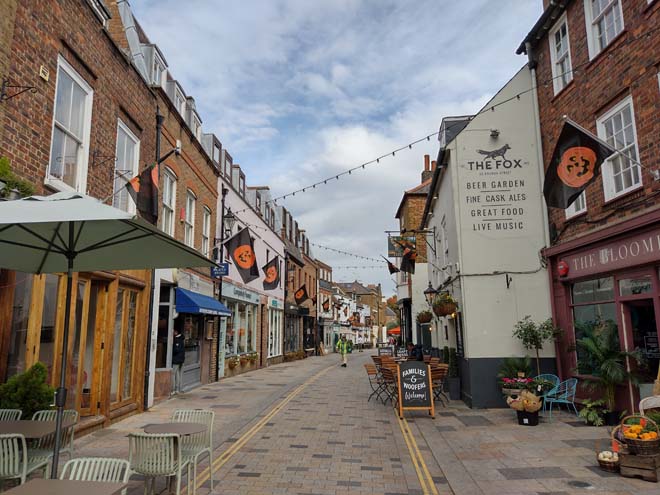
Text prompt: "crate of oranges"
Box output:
[[619, 415, 660, 456]]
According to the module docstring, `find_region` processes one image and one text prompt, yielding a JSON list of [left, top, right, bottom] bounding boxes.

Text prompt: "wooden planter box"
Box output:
[[620, 452, 660, 482]]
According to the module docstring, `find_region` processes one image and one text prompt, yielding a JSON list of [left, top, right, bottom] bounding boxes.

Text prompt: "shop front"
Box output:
[[0, 269, 150, 430], [284, 303, 304, 354], [220, 280, 261, 377], [267, 297, 284, 364], [547, 217, 660, 411]]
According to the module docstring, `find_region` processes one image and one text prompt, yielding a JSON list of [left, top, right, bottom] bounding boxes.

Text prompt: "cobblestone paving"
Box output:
[[70, 352, 660, 495]]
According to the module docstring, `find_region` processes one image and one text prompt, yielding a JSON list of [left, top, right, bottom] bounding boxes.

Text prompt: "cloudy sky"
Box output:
[[132, 0, 542, 295]]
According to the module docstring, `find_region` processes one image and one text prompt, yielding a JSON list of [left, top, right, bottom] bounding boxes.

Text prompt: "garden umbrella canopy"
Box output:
[[0, 191, 216, 477], [0, 192, 214, 272]]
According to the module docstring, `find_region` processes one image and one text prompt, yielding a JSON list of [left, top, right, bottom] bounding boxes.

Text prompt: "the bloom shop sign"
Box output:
[[560, 227, 660, 280]]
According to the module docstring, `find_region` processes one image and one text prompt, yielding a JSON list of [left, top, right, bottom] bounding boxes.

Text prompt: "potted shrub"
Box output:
[[416, 310, 433, 324], [578, 399, 606, 426], [0, 363, 55, 419], [226, 356, 239, 369], [432, 292, 457, 317], [239, 354, 249, 366], [512, 316, 561, 376], [497, 356, 533, 395], [574, 323, 644, 426], [446, 347, 461, 400], [248, 352, 259, 364], [0, 156, 34, 200]]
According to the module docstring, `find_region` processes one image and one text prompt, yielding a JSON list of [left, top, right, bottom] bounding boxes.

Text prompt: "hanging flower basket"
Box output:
[[416, 311, 433, 324], [432, 302, 457, 317]]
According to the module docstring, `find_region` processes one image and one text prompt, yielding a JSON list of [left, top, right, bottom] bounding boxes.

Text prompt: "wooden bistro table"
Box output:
[[4, 478, 127, 495], [143, 423, 206, 436], [0, 420, 75, 440]]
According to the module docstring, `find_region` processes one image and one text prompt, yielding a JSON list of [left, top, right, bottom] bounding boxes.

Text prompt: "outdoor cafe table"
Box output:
[[3, 478, 127, 495], [0, 420, 75, 439], [143, 422, 206, 436]]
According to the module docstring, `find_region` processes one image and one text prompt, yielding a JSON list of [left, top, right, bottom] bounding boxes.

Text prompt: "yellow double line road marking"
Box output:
[[194, 365, 332, 489], [396, 415, 439, 495]]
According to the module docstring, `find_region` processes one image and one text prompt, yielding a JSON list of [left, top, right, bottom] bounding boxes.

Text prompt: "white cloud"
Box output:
[[132, 0, 542, 294]]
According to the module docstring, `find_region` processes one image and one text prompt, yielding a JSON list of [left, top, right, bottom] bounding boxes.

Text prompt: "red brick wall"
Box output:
[[533, 0, 660, 246], [400, 195, 428, 262], [0, 0, 18, 148], [0, 0, 157, 195]]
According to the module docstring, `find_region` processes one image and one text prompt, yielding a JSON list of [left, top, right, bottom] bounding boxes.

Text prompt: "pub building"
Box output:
[[518, 0, 660, 411]]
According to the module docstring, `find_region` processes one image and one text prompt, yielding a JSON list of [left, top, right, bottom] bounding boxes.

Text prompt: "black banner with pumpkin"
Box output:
[[226, 227, 259, 284], [399, 245, 416, 274], [294, 284, 309, 305], [543, 120, 616, 209], [262, 256, 280, 290], [322, 298, 330, 312]]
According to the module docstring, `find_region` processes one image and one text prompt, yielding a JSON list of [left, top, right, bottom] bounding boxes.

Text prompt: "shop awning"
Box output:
[[387, 326, 400, 335], [175, 287, 231, 316]]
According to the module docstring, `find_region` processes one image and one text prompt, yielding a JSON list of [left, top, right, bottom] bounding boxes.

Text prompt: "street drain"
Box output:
[[568, 480, 594, 489]]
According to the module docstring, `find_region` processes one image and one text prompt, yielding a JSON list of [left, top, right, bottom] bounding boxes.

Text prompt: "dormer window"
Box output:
[[152, 55, 166, 87], [192, 115, 202, 141], [174, 87, 185, 115], [213, 144, 221, 165], [87, 0, 110, 27], [256, 192, 262, 213], [239, 174, 245, 197]]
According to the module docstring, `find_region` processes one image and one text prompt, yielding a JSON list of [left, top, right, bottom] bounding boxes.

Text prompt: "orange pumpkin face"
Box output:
[[295, 289, 304, 299], [233, 244, 255, 270], [264, 266, 278, 283], [557, 146, 597, 188]]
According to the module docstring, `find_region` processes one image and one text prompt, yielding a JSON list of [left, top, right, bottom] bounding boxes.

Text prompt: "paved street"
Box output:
[[74, 352, 659, 495]]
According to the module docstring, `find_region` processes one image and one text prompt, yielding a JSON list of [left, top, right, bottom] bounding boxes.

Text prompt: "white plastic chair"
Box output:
[[61, 457, 131, 495], [0, 434, 49, 488], [128, 433, 190, 495], [171, 409, 214, 494], [30, 410, 79, 463], [0, 410, 22, 422], [639, 395, 660, 415]]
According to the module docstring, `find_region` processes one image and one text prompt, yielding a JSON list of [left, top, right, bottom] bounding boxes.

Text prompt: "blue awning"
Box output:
[[175, 287, 231, 317]]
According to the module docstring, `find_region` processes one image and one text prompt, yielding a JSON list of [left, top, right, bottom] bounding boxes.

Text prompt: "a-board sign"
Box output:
[[396, 361, 435, 419], [396, 347, 408, 358], [378, 346, 394, 356]]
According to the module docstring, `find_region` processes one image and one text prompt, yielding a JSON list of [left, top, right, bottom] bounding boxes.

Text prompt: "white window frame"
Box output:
[[112, 119, 140, 213], [201, 206, 211, 256], [162, 168, 177, 236], [549, 13, 573, 95], [152, 52, 166, 87], [184, 190, 196, 248], [213, 144, 221, 164], [565, 191, 587, 218], [192, 114, 202, 141], [583, 0, 624, 60], [174, 86, 186, 116], [47, 55, 93, 193], [597, 95, 642, 201]]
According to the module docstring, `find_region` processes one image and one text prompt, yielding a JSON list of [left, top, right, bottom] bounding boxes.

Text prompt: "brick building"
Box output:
[[394, 155, 432, 346], [0, 0, 157, 429], [518, 0, 660, 410]]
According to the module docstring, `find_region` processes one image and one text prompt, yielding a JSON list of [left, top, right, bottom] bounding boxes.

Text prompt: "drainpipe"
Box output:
[[526, 41, 563, 379], [215, 185, 228, 381]]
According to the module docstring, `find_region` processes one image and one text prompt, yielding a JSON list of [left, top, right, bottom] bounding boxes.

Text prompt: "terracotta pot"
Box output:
[[432, 302, 457, 317]]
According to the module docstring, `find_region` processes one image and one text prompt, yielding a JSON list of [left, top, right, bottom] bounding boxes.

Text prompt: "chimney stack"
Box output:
[[431, 160, 437, 171], [421, 155, 433, 183]]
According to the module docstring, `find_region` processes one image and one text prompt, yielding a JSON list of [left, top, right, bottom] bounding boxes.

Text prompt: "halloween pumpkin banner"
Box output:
[[322, 298, 330, 312], [294, 284, 309, 305], [126, 163, 159, 225], [261, 256, 280, 290], [399, 245, 416, 274], [226, 227, 259, 284], [543, 120, 616, 209]]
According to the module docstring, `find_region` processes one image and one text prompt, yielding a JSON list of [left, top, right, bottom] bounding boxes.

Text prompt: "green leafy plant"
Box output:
[[0, 156, 35, 198], [0, 363, 54, 419], [575, 323, 644, 411], [433, 292, 457, 305], [416, 310, 433, 323], [513, 316, 561, 376], [578, 398, 606, 426], [497, 356, 533, 380], [645, 410, 660, 425]]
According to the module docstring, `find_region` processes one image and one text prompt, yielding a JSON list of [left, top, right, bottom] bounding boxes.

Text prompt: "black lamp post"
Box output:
[[424, 281, 437, 306]]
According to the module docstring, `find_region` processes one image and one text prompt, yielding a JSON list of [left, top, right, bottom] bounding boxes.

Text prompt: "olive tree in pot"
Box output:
[[574, 323, 644, 426], [512, 316, 561, 377]]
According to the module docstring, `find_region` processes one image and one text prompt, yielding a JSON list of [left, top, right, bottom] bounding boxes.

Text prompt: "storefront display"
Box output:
[[268, 298, 283, 358]]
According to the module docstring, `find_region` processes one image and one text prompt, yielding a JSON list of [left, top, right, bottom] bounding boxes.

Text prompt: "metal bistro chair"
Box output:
[[30, 409, 79, 464], [639, 395, 660, 416], [380, 365, 399, 407], [0, 410, 22, 422], [364, 364, 386, 403], [0, 434, 50, 488], [129, 433, 190, 495], [431, 364, 449, 406], [60, 457, 131, 495], [534, 373, 560, 413], [171, 409, 214, 495], [546, 378, 578, 419]]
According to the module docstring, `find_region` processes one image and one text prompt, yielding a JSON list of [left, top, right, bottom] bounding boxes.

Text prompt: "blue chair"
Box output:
[[534, 374, 560, 413], [546, 378, 578, 419]]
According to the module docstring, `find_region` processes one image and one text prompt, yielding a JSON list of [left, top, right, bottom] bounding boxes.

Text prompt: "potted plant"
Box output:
[[0, 157, 34, 200], [507, 389, 542, 426], [497, 356, 533, 395], [248, 352, 259, 364], [578, 399, 606, 426], [0, 363, 55, 419], [226, 356, 239, 369], [416, 310, 433, 324], [239, 354, 249, 366], [446, 347, 461, 400], [512, 316, 561, 376], [574, 322, 644, 426], [432, 292, 457, 317]]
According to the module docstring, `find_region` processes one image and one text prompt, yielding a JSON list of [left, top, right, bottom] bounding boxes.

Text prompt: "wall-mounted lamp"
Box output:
[[423, 282, 437, 306]]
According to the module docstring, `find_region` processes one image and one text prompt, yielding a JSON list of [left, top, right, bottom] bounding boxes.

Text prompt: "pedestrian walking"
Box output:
[[336, 335, 349, 367], [172, 325, 185, 394]]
